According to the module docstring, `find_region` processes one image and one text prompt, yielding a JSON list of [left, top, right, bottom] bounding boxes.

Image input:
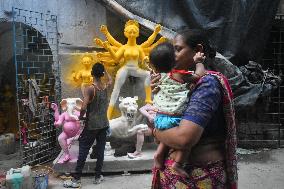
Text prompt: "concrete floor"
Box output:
[[47, 148, 284, 189]]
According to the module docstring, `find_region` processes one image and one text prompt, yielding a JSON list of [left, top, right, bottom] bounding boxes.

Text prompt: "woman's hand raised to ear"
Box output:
[[150, 70, 161, 94]]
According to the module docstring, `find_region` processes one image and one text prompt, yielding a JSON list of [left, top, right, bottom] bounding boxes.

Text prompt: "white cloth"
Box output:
[[28, 79, 40, 116]]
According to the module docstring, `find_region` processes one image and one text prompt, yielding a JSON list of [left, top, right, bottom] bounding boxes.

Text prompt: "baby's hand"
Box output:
[[150, 70, 161, 94], [193, 52, 206, 64]]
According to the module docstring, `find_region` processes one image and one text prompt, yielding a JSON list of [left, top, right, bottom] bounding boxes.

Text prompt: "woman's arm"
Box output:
[[154, 75, 223, 150], [154, 120, 204, 150]]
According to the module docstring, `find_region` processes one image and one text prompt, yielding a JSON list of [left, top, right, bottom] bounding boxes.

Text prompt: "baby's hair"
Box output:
[[92, 62, 105, 78], [149, 42, 175, 73]]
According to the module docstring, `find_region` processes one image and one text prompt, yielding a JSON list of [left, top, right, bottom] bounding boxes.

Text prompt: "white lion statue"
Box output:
[[109, 96, 148, 138], [109, 96, 149, 158]]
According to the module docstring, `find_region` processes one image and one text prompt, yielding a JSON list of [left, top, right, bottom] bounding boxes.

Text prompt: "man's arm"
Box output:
[[79, 86, 94, 119], [105, 69, 113, 87]]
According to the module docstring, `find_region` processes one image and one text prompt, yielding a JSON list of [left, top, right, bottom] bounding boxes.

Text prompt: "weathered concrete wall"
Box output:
[[0, 0, 108, 99], [0, 0, 107, 52]]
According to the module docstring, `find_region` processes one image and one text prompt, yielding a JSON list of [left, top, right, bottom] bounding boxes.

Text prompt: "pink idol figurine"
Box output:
[[51, 98, 83, 163]]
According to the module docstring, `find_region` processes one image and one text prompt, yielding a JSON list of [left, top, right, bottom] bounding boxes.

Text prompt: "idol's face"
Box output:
[[124, 25, 139, 39], [82, 57, 92, 66]]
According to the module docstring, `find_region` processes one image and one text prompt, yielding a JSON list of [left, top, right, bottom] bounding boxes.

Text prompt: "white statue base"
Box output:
[[52, 140, 157, 173]]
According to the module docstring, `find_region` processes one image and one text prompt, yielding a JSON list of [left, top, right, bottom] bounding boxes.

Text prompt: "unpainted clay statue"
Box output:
[[109, 96, 148, 157], [94, 20, 166, 119]]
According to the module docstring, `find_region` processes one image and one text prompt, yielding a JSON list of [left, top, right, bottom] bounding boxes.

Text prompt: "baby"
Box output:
[[140, 42, 205, 177]]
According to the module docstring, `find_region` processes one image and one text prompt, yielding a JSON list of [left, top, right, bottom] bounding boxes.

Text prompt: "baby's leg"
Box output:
[[154, 142, 169, 169], [139, 104, 156, 123], [172, 150, 189, 177]]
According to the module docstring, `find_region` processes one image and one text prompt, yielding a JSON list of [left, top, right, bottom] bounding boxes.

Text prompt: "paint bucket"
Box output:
[[5, 166, 32, 189], [33, 175, 48, 189], [5, 169, 23, 189], [21, 166, 33, 189], [31, 165, 53, 189]]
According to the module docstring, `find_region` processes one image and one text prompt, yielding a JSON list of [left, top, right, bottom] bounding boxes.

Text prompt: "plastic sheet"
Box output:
[[97, 0, 282, 108], [113, 0, 280, 62]]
